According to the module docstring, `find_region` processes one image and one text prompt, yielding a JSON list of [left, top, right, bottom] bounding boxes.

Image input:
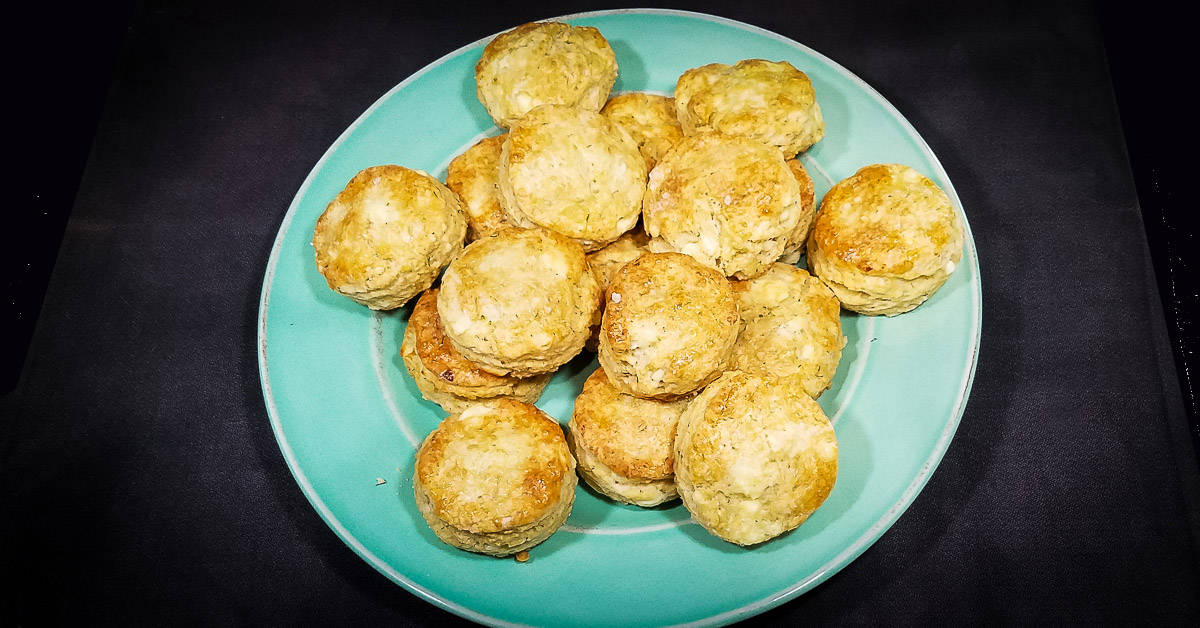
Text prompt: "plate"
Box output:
[[258, 9, 981, 626]]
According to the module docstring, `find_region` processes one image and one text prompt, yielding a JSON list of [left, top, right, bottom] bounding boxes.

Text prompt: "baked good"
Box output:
[[568, 368, 687, 506], [586, 227, 650, 291], [600, 92, 685, 170], [444, 134, 513, 242], [730, 264, 845, 398], [438, 228, 600, 377], [674, 371, 838, 546], [643, 133, 803, 279], [499, 105, 646, 251], [598, 252, 740, 399], [807, 164, 964, 315], [400, 289, 551, 413], [674, 59, 825, 157], [777, 158, 818, 264], [414, 399, 577, 556], [312, 165, 466, 310], [475, 21, 618, 129]]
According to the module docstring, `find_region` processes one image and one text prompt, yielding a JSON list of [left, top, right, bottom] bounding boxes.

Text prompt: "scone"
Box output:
[[582, 228, 650, 352], [475, 21, 618, 129], [807, 164, 964, 316], [499, 105, 647, 251], [444, 134, 513, 242], [674, 59, 825, 157], [438, 228, 600, 377], [777, 158, 818, 264], [674, 371, 838, 546], [400, 289, 551, 414], [568, 368, 687, 506], [312, 165, 466, 310], [600, 92, 685, 170], [643, 133, 803, 279], [730, 264, 846, 398], [414, 399, 577, 556], [598, 252, 740, 399]]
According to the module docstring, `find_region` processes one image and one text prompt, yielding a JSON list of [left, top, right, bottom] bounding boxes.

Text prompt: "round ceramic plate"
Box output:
[[258, 8, 981, 627]]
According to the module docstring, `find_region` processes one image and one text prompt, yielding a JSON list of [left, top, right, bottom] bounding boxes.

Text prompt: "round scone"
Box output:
[[600, 92, 685, 170], [475, 21, 618, 129], [674, 59, 825, 157], [438, 228, 600, 377], [499, 105, 647, 251], [674, 371, 838, 546], [730, 264, 846, 398], [568, 368, 688, 506], [444, 134, 513, 242], [777, 158, 818, 264], [400, 289, 551, 414], [807, 164, 965, 316], [312, 165, 466, 310], [643, 133, 803, 279], [414, 399, 577, 556], [598, 252, 740, 399]]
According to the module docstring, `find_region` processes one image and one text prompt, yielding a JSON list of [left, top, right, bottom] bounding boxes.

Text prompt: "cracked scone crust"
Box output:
[[568, 368, 687, 506], [730, 264, 845, 398], [445, 134, 514, 243], [400, 289, 550, 414], [600, 92, 685, 170], [777, 158, 818, 264], [475, 21, 618, 129], [598, 252, 740, 399], [312, 165, 466, 310], [438, 228, 600, 377], [674, 59, 825, 157], [643, 133, 803, 279], [807, 164, 964, 316], [499, 105, 647, 251], [414, 399, 576, 556], [674, 371, 838, 546]]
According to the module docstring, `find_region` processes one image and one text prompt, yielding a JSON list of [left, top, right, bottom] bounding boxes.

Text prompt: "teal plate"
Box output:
[[258, 9, 981, 627]]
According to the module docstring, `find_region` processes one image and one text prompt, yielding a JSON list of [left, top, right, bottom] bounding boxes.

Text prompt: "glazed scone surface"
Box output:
[[312, 165, 466, 310], [600, 92, 685, 170], [444, 134, 513, 242], [499, 105, 647, 251], [777, 157, 818, 264], [674, 371, 838, 546], [674, 59, 825, 157], [475, 21, 618, 129]]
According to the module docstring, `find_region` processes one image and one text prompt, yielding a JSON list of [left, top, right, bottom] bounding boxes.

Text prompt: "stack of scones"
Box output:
[[310, 20, 964, 555]]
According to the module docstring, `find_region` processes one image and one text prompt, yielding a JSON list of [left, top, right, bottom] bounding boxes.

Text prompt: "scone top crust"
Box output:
[[444, 134, 512, 243], [586, 227, 650, 291], [570, 367, 688, 480], [600, 92, 685, 170], [408, 288, 523, 390], [810, 164, 964, 279], [779, 158, 818, 262], [312, 165, 467, 310], [643, 133, 803, 280], [499, 105, 647, 251], [674, 371, 838, 546], [438, 228, 600, 376], [674, 59, 825, 157], [475, 21, 618, 129], [416, 399, 574, 533], [599, 252, 740, 398]]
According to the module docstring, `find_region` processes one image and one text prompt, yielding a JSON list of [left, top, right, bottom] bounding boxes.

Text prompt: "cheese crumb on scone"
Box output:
[[807, 164, 964, 316], [777, 158, 818, 264], [445, 134, 514, 243], [475, 21, 618, 129], [312, 165, 466, 310], [601, 92, 685, 170], [674, 59, 825, 157]]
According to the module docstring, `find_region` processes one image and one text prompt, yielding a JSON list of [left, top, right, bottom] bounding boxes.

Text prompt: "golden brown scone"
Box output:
[[807, 164, 964, 316], [499, 105, 647, 251], [643, 133, 803, 279], [444, 134, 514, 243], [312, 165, 466, 310], [600, 92, 685, 170], [475, 21, 618, 129], [777, 158, 818, 264], [598, 252, 740, 399], [674, 371, 838, 546], [582, 228, 651, 352], [568, 368, 688, 506], [730, 264, 845, 398], [438, 228, 600, 377], [414, 399, 577, 556], [400, 289, 550, 414], [674, 59, 825, 157]]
